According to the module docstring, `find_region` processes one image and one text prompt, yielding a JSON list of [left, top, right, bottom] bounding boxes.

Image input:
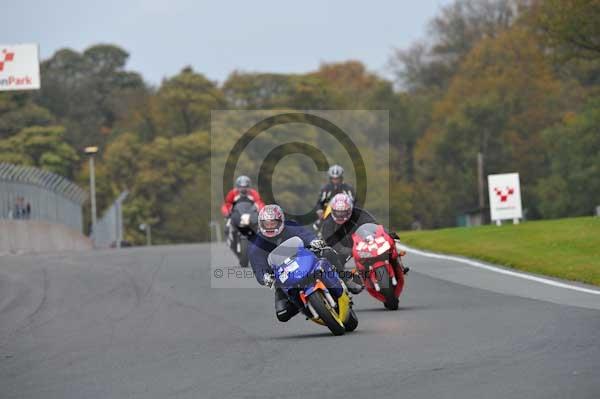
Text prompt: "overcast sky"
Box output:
[[1, 0, 453, 85]]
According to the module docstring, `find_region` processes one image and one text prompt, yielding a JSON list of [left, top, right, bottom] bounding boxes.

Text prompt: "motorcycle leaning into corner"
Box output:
[[351, 223, 407, 310], [227, 200, 259, 268], [267, 237, 358, 336]]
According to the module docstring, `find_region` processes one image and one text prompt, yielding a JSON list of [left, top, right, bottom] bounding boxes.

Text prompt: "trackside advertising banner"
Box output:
[[0, 43, 41, 91], [488, 172, 523, 222]]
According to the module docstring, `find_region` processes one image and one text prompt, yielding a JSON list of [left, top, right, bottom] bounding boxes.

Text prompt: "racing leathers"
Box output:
[[315, 182, 356, 212], [321, 207, 404, 273], [248, 220, 346, 322], [221, 188, 265, 217]]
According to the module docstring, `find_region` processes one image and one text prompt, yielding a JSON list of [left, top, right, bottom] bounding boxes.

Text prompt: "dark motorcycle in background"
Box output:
[[227, 200, 258, 268], [351, 223, 406, 310]]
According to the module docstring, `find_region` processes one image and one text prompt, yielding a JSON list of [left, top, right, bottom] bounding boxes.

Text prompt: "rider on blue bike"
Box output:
[[248, 204, 361, 323]]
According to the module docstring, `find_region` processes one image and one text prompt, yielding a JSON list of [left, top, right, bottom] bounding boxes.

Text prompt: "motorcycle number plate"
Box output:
[[279, 271, 289, 283], [240, 213, 251, 226], [283, 260, 299, 273]]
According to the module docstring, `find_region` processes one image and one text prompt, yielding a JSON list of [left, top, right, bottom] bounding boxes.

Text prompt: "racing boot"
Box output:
[[344, 270, 364, 295], [274, 288, 299, 322]]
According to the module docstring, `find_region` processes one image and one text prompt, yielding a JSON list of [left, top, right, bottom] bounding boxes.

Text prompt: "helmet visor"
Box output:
[[261, 219, 280, 230], [332, 208, 351, 223]]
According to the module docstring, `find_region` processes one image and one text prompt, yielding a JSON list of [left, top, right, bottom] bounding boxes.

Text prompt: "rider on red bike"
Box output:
[[321, 193, 409, 291], [221, 175, 265, 218]]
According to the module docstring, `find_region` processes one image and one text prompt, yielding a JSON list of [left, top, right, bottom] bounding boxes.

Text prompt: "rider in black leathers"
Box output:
[[321, 193, 408, 283], [315, 164, 356, 221]]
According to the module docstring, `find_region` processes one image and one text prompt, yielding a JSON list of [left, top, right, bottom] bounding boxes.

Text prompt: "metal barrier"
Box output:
[[0, 163, 87, 232], [91, 191, 129, 248], [209, 220, 223, 242]]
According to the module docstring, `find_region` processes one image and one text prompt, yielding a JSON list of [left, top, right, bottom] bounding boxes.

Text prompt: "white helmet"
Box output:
[[328, 165, 344, 180], [330, 193, 353, 224], [235, 175, 251, 189], [258, 204, 285, 238]]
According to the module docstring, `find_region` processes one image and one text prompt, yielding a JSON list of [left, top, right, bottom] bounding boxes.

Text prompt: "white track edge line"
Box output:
[[396, 243, 600, 296]]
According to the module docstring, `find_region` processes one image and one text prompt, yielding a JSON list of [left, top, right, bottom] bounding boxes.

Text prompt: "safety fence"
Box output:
[[0, 163, 87, 232], [91, 191, 128, 248]]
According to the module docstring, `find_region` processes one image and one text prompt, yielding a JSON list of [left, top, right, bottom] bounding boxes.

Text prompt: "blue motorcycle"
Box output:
[[268, 237, 358, 336]]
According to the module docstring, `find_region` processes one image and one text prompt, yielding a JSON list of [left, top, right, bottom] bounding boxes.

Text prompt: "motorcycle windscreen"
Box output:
[[353, 223, 391, 259], [268, 237, 317, 287], [354, 223, 379, 239], [267, 236, 303, 267], [232, 200, 256, 214], [230, 201, 258, 226]]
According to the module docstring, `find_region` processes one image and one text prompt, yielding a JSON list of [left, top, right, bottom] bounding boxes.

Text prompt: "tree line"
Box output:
[[1, 0, 598, 244]]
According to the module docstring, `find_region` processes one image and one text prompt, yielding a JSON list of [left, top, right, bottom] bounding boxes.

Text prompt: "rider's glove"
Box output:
[[263, 273, 275, 289], [309, 239, 327, 252]]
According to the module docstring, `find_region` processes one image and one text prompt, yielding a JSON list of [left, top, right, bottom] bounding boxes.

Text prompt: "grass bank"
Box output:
[[400, 217, 600, 286]]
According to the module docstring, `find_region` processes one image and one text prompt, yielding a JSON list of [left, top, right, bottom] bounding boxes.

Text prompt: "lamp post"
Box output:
[[84, 146, 99, 240], [139, 223, 152, 246]]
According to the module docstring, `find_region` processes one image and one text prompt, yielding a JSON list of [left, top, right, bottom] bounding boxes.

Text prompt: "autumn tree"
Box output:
[[535, 98, 600, 217], [389, 0, 522, 91], [413, 25, 562, 226], [0, 92, 54, 139], [37, 45, 145, 148], [535, 0, 600, 59], [0, 126, 79, 178], [157, 67, 224, 135], [98, 130, 211, 244]]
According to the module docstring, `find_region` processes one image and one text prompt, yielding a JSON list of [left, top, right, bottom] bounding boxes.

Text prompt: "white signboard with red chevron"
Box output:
[[0, 43, 40, 91], [488, 173, 522, 223]]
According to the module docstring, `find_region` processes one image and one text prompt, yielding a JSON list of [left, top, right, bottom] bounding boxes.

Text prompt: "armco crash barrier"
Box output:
[[0, 220, 92, 255]]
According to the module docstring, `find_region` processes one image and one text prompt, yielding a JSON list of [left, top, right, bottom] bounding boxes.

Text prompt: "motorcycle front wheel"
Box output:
[[308, 292, 345, 336], [375, 267, 399, 310], [239, 238, 249, 268], [344, 309, 358, 332]]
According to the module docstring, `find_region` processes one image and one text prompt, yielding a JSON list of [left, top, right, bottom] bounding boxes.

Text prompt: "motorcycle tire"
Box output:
[[308, 292, 345, 336], [375, 267, 399, 310], [344, 309, 359, 332], [239, 238, 249, 268]]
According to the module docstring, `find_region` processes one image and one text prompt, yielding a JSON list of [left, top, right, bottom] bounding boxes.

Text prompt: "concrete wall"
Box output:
[[0, 220, 92, 255]]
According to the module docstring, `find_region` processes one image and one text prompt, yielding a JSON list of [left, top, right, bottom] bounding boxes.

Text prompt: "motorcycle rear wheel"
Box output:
[[308, 292, 345, 336]]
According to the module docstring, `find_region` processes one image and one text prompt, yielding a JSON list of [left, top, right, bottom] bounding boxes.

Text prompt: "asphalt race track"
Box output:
[[1, 244, 599, 399]]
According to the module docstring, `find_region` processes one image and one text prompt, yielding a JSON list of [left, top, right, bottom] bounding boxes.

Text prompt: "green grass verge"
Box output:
[[399, 217, 600, 287]]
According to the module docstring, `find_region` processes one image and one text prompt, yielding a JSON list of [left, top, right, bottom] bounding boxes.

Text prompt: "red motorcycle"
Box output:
[[351, 223, 406, 310]]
